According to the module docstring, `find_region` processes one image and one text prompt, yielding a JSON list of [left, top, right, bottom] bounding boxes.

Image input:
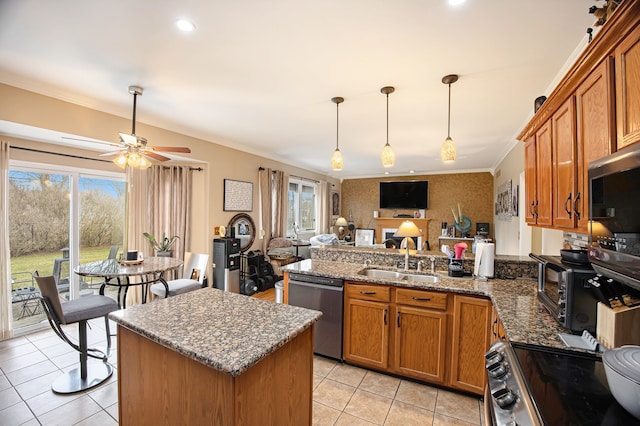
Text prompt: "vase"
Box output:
[[156, 250, 173, 258]]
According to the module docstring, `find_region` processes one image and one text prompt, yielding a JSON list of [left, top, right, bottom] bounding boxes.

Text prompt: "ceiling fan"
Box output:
[[64, 85, 191, 169]]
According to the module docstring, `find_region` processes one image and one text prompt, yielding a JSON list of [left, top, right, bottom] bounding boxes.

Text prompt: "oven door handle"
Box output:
[[483, 386, 496, 426], [528, 253, 546, 264]]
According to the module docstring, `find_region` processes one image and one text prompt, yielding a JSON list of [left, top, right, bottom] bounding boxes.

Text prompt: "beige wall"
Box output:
[[341, 173, 494, 251], [493, 142, 524, 255], [1, 84, 340, 258]]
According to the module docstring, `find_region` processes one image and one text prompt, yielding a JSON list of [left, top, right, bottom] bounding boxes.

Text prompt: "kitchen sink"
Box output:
[[403, 274, 440, 283], [359, 269, 405, 279], [358, 268, 440, 283]]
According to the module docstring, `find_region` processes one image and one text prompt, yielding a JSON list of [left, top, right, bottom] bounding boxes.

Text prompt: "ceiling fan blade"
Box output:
[[149, 146, 191, 153], [144, 151, 171, 161], [62, 136, 120, 147], [99, 150, 125, 157]]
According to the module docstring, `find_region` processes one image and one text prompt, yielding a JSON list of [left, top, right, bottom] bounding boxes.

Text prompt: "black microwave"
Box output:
[[588, 144, 640, 292]]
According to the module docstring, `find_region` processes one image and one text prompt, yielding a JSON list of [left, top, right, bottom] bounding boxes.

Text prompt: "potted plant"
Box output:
[[143, 232, 179, 257]]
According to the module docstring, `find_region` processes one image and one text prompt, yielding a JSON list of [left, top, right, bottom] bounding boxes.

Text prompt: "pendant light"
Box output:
[[441, 74, 459, 163], [380, 86, 395, 168], [331, 96, 344, 171]]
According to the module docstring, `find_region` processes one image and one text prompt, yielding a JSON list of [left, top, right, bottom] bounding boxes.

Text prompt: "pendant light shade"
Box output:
[[441, 74, 459, 163], [331, 96, 344, 171], [381, 86, 395, 168]]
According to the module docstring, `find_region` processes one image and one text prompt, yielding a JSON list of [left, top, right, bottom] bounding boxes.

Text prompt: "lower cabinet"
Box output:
[[449, 295, 492, 394], [343, 282, 492, 395]]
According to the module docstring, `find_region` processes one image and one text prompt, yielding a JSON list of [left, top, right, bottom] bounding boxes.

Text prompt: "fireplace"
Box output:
[[382, 228, 422, 249]]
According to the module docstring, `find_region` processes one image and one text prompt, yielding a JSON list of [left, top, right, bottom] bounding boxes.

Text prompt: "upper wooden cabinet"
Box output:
[[524, 122, 553, 227], [518, 1, 639, 231], [575, 58, 616, 230], [552, 97, 577, 229], [615, 28, 640, 150]]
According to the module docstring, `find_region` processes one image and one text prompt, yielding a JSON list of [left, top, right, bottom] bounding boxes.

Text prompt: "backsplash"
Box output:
[[310, 246, 537, 279], [563, 231, 589, 249]]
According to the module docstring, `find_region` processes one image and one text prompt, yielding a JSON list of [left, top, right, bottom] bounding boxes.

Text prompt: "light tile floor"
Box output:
[[0, 320, 483, 425]]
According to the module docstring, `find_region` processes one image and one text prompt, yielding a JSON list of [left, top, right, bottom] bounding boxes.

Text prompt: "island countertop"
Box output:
[[284, 259, 568, 349], [109, 288, 322, 376]]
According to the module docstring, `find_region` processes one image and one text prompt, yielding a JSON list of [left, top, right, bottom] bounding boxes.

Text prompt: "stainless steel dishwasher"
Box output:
[[287, 273, 344, 360]]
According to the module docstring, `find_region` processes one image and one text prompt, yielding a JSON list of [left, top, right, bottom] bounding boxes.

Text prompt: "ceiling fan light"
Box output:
[[381, 142, 395, 168], [331, 148, 344, 171], [113, 154, 128, 169], [127, 152, 141, 168], [441, 137, 456, 163], [138, 156, 153, 169]]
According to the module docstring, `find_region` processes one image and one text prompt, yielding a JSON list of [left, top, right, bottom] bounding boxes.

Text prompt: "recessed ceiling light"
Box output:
[[448, 0, 466, 6], [384, 171, 390, 175], [176, 19, 196, 32], [409, 170, 415, 174]]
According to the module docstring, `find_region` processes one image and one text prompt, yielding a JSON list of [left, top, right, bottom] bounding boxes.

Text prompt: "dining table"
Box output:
[[74, 256, 183, 308]]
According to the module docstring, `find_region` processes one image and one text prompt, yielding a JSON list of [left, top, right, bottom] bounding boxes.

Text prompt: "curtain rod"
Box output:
[[258, 166, 319, 183], [11, 146, 203, 171]]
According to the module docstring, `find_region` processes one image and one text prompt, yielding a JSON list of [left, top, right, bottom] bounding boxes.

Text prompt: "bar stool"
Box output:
[[34, 274, 119, 394]]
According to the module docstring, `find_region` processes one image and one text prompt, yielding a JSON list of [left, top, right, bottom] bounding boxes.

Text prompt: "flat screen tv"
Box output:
[[379, 181, 429, 209]]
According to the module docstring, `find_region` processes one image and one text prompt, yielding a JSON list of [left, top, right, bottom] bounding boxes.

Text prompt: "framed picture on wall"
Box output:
[[331, 191, 340, 218], [223, 179, 253, 212]]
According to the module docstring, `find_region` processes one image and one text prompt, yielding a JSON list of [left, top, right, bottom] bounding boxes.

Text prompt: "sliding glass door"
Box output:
[[8, 161, 124, 334]]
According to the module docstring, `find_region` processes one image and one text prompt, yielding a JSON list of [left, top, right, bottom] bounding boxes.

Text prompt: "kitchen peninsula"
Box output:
[[109, 288, 321, 425]]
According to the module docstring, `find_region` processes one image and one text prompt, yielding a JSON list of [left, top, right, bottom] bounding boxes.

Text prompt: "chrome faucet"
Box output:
[[364, 259, 372, 267], [417, 260, 425, 272], [428, 256, 436, 273]]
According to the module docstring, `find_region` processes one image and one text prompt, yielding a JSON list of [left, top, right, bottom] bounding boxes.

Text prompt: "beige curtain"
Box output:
[[273, 170, 289, 238], [124, 167, 149, 306], [317, 180, 332, 234], [259, 168, 273, 253], [148, 165, 192, 260], [0, 141, 13, 340]]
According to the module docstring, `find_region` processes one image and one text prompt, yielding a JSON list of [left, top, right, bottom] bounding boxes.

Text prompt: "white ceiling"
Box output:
[[0, 0, 597, 178]]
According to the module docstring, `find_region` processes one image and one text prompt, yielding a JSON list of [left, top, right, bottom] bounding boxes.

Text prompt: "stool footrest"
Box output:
[[52, 360, 113, 394]]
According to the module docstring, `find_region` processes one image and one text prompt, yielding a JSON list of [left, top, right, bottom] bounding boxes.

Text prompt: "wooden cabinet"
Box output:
[[343, 283, 391, 370], [615, 29, 640, 150], [524, 121, 553, 226], [343, 282, 491, 395], [392, 288, 448, 384], [449, 295, 492, 394], [491, 306, 507, 342], [552, 97, 577, 228], [575, 58, 616, 230]]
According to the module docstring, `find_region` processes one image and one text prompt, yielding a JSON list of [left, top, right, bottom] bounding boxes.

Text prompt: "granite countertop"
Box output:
[[284, 259, 569, 349], [109, 288, 322, 376]]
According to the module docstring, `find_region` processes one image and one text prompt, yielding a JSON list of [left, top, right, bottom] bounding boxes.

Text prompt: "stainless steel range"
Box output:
[[484, 340, 640, 426]]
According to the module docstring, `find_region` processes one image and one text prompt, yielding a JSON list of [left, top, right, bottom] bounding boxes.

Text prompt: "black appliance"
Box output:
[[529, 253, 598, 333], [588, 144, 640, 291], [213, 238, 240, 293], [244, 250, 277, 292], [288, 273, 344, 360], [484, 340, 640, 425], [379, 180, 428, 209]]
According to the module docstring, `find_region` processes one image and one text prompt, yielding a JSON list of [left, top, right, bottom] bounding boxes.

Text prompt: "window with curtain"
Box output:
[[287, 178, 317, 236]]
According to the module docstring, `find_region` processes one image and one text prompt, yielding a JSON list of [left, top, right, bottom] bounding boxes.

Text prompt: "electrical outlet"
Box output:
[[214, 226, 220, 235]]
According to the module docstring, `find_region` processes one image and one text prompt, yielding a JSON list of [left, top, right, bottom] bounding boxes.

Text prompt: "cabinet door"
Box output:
[[393, 305, 447, 384], [450, 295, 492, 395], [552, 97, 577, 229], [491, 306, 507, 342], [576, 58, 615, 230], [616, 29, 640, 150], [535, 120, 553, 227], [524, 136, 537, 225], [343, 297, 390, 370]]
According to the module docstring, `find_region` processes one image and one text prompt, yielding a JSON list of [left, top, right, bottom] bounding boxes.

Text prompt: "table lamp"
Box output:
[[395, 220, 422, 271], [335, 217, 348, 240]]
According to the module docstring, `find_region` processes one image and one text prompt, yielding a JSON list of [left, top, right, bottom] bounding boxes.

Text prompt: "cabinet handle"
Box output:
[[383, 309, 387, 325], [529, 202, 535, 216], [564, 193, 572, 217], [397, 312, 401, 328], [573, 192, 581, 221], [534, 200, 539, 218], [360, 291, 376, 295], [411, 297, 431, 301]]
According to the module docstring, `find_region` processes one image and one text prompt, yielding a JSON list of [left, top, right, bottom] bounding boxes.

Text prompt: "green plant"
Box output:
[[143, 232, 179, 252]]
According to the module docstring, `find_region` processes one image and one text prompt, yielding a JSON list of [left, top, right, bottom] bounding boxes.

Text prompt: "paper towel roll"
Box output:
[[474, 242, 495, 278]]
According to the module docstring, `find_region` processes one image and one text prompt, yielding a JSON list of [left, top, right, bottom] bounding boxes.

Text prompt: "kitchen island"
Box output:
[[109, 288, 321, 425]]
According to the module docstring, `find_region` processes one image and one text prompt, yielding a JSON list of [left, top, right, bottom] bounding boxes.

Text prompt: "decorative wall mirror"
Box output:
[[228, 213, 256, 252]]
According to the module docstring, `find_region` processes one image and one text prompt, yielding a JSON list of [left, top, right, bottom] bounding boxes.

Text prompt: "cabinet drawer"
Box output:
[[396, 288, 447, 310], [346, 283, 391, 302]]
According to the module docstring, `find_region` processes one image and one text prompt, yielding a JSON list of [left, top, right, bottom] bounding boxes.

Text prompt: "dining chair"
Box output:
[[150, 252, 209, 297], [34, 273, 119, 394]]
